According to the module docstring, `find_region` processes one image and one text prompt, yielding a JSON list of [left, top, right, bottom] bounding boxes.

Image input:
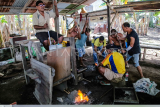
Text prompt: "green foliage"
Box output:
[[153, 11, 160, 17], [0, 16, 7, 23], [121, 0, 126, 3]]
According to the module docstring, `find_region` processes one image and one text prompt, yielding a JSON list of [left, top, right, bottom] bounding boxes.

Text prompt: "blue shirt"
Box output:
[[76, 33, 87, 48]]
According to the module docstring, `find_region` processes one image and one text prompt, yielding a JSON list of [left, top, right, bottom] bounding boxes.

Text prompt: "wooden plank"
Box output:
[[36, 84, 50, 103], [47, 47, 71, 82], [26, 69, 39, 79], [20, 45, 30, 84], [34, 88, 47, 104], [30, 58, 54, 104], [34, 41, 43, 62], [69, 37, 78, 85], [31, 59, 52, 83], [140, 45, 160, 49], [15, 39, 39, 45]]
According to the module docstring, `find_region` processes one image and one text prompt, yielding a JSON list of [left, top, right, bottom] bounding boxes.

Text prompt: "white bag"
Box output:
[[48, 31, 62, 51], [133, 78, 160, 96]]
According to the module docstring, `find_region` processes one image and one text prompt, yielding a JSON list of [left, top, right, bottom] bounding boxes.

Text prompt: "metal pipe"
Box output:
[[107, 0, 110, 43], [17, 14, 22, 35]]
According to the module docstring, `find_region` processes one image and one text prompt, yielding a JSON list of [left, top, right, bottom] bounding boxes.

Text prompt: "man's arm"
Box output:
[[101, 39, 106, 53], [109, 36, 113, 44], [129, 37, 135, 47], [101, 46, 105, 54], [77, 28, 81, 39], [87, 34, 90, 41], [117, 34, 126, 41], [81, 19, 88, 34], [122, 36, 135, 53], [68, 21, 77, 34], [34, 23, 48, 30], [54, 0, 59, 17]]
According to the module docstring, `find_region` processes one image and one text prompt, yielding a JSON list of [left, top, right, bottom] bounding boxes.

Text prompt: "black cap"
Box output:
[[36, 0, 43, 6], [106, 44, 115, 49], [99, 36, 104, 41]]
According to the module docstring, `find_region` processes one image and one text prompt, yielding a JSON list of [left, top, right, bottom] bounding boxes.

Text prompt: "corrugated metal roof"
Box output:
[[9, 0, 28, 14], [0, 0, 159, 15]]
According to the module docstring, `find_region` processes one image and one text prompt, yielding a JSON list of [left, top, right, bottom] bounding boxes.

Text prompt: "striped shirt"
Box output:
[[101, 52, 125, 74]]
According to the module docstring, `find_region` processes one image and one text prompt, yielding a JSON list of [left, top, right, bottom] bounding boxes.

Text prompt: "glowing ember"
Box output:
[[75, 90, 89, 104]]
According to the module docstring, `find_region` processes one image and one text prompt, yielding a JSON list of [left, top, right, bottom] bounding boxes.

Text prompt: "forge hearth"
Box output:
[[57, 90, 93, 105], [74, 90, 89, 104]]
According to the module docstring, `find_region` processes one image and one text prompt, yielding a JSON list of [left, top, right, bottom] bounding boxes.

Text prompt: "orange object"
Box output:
[[75, 90, 89, 103], [95, 63, 98, 66], [124, 0, 128, 4]]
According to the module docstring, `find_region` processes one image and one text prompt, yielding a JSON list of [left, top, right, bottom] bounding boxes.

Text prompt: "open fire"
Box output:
[[75, 90, 89, 104]]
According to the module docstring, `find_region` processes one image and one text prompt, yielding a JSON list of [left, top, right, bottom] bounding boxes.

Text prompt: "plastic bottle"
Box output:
[[125, 72, 129, 81]]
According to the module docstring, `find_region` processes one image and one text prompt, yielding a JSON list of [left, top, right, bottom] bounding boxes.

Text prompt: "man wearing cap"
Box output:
[[32, 0, 63, 51], [98, 44, 126, 85], [91, 36, 106, 66], [109, 29, 125, 49], [120, 22, 144, 78]]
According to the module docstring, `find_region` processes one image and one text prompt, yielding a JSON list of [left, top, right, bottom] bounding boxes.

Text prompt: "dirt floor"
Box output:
[[0, 28, 160, 105]]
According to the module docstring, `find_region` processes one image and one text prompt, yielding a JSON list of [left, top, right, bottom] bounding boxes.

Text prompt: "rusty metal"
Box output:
[[114, 87, 139, 104]]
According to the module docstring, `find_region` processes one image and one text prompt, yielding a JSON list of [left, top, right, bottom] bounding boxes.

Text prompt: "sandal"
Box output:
[[100, 81, 111, 85]]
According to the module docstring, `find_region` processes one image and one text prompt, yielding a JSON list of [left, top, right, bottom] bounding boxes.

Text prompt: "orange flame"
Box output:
[[75, 90, 89, 103]]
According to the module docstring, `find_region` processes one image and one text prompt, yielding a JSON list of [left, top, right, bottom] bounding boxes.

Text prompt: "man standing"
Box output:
[[76, 20, 90, 67], [109, 29, 125, 49], [121, 22, 144, 78], [32, 0, 63, 51], [98, 44, 126, 85], [91, 36, 106, 66]]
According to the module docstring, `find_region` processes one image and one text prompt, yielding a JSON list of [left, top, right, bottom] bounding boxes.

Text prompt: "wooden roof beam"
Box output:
[[21, 0, 33, 13], [111, 1, 160, 7], [58, 1, 86, 5]]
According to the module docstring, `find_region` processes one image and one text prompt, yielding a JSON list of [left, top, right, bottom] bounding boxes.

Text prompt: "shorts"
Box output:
[[126, 53, 140, 67], [104, 68, 123, 81], [35, 30, 63, 44], [76, 47, 85, 57]]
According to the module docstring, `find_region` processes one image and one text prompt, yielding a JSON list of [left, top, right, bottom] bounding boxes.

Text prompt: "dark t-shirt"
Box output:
[[127, 29, 140, 55]]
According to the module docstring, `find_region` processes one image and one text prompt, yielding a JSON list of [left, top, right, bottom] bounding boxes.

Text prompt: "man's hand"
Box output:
[[78, 27, 81, 33], [85, 19, 89, 24], [121, 49, 126, 54], [74, 21, 77, 25], [53, 0, 57, 6], [44, 23, 48, 29], [97, 51, 102, 56]]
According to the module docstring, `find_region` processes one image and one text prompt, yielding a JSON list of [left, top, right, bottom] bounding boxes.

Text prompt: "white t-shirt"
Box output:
[[32, 10, 56, 33]]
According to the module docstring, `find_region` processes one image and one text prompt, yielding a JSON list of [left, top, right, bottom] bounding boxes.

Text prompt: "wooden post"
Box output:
[[143, 48, 146, 60], [69, 37, 78, 85], [20, 45, 30, 84], [107, 0, 111, 43], [18, 14, 22, 35], [52, 0, 59, 33]]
